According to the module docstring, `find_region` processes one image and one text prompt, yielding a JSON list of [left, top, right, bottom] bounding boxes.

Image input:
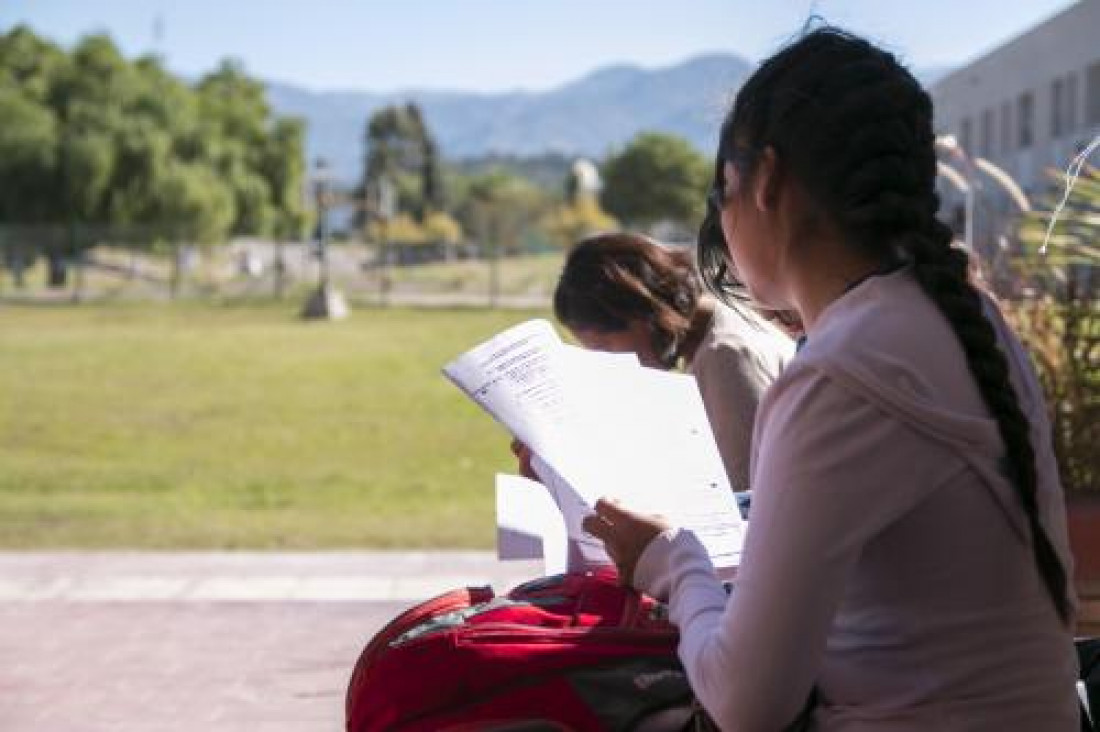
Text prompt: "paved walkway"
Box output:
[[4, 553, 1095, 732], [0, 552, 542, 732]]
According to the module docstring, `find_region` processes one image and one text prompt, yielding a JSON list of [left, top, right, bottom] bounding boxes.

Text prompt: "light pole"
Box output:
[[376, 176, 396, 307], [301, 157, 350, 320]]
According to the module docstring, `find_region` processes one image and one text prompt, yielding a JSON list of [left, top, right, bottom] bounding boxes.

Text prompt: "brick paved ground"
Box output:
[[1, 553, 1094, 732], [0, 552, 541, 732]]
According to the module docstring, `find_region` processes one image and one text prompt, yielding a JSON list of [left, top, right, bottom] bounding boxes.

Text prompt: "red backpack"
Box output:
[[345, 570, 705, 732]]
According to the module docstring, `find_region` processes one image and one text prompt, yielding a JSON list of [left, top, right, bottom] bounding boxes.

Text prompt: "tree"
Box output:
[[541, 197, 619, 249], [359, 102, 444, 225], [107, 117, 174, 226], [133, 55, 198, 135], [22, 33, 135, 283], [421, 136, 444, 212], [365, 211, 462, 248], [456, 171, 548, 256], [0, 87, 59, 222], [0, 26, 308, 269], [145, 162, 236, 244], [0, 26, 68, 107], [196, 60, 282, 237], [1009, 166, 1100, 497], [142, 161, 236, 297], [262, 118, 308, 239], [196, 60, 269, 150], [600, 132, 709, 229]]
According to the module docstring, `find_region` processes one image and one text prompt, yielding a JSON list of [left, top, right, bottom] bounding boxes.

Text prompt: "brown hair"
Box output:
[[554, 232, 701, 368]]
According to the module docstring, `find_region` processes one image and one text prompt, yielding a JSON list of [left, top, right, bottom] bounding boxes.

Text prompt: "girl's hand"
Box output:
[[581, 498, 670, 585], [510, 439, 538, 481]]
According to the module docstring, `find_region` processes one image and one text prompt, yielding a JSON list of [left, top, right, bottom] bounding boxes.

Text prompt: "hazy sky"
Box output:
[[0, 0, 1080, 92]]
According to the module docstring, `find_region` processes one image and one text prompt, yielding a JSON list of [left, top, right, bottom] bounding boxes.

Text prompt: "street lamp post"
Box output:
[[301, 157, 350, 320], [376, 176, 396, 307]]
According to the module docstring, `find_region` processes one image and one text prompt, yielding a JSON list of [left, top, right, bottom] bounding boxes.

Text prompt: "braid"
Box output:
[[907, 224, 1071, 624], [840, 61, 1072, 626], [711, 27, 1070, 624]]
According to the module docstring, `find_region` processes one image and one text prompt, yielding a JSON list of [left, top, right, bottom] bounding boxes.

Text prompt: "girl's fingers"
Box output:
[[593, 497, 629, 521], [581, 512, 613, 540]]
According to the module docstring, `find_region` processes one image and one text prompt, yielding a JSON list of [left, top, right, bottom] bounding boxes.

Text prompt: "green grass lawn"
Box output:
[[0, 302, 547, 548]]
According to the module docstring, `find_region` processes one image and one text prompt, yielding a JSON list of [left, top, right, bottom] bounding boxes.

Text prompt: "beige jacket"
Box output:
[[689, 302, 794, 493]]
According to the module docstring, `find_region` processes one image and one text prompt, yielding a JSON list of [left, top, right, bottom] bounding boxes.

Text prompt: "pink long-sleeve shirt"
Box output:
[[634, 268, 1079, 731]]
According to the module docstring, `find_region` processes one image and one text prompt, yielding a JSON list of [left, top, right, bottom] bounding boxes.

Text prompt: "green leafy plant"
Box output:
[[1006, 164, 1100, 496]]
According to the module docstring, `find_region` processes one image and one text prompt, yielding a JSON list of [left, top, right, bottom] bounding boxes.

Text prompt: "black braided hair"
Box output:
[[700, 28, 1069, 624]]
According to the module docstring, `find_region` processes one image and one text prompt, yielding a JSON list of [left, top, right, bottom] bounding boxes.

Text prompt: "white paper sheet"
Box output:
[[494, 474, 570, 575], [448, 319, 745, 575], [528, 457, 614, 571], [443, 320, 577, 461]]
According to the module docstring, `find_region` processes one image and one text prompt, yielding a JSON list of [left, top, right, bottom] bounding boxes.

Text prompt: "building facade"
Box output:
[[931, 0, 1100, 198]]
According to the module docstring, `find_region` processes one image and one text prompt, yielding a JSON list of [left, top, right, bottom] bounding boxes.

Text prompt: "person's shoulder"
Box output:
[[789, 268, 1003, 448], [797, 268, 945, 367], [751, 356, 852, 441], [700, 303, 794, 368], [762, 272, 935, 409]]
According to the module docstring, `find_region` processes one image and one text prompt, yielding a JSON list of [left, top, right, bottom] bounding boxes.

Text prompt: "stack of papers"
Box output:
[[444, 319, 745, 577]]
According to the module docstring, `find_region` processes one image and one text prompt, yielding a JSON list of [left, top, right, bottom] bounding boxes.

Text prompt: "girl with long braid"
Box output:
[[583, 28, 1079, 730]]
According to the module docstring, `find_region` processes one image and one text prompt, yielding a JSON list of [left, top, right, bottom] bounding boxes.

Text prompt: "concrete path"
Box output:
[[4, 552, 1094, 732], [0, 552, 542, 732]]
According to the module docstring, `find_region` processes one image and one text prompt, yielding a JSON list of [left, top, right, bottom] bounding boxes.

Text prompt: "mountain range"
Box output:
[[266, 54, 950, 184]]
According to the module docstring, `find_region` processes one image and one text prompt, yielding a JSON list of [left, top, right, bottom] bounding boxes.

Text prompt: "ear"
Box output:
[[752, 147, 782, 212]]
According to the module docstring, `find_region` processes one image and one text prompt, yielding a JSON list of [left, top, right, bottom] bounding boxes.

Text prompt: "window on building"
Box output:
[[1051, 78, 1064, 138], [1066, 73, 1078, 133], [1089, 62, 1100, 125], [1000, 101, 1012, 154], [960, 117, 972, 154], [1018, 92, 1034, 148], [980, 109, 994, 157]]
